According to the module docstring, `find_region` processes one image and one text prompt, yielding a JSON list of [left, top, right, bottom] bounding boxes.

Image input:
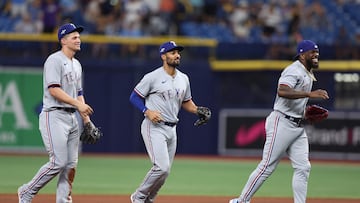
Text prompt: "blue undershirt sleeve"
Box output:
[[129, 91, 147, 113]]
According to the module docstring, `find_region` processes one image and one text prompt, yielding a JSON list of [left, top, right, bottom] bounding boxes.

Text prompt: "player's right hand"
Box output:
[[309, 89, 329, 100], [78, 103, 94, 117], [145, 109, 163, 124]]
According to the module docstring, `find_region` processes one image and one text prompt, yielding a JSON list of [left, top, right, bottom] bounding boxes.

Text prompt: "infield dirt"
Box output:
[[3, 194, 360, 203]]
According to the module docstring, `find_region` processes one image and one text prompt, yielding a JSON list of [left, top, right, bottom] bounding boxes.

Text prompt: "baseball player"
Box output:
[[17, 23, 94, 203], [129, 41, 210, 203], [229, 40, 329, 203]]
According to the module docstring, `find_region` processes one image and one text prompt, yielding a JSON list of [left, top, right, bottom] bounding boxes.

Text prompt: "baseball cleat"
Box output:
[[229, 198, 239, 203], [130, 192, 147, 203]]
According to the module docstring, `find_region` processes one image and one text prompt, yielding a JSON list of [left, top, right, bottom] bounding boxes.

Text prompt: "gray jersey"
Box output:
[[42, 51, 83, 110], [273, 60, 314, 118], [134, 66, 191, 122]]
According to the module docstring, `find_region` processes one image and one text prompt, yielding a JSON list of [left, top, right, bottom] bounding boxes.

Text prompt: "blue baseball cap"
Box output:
[[294, 40, 319, 59], [57, 23, 84, 41], [159, 41, 184, 55]]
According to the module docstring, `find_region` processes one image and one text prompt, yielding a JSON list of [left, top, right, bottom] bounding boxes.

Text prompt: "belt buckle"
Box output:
[[296, 118, 302, 126], [292, 117, 302, 126]]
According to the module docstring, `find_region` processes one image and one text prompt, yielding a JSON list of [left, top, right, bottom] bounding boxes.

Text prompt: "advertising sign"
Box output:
[[218, 109, 360, 160], [0, 68, 44, 152]]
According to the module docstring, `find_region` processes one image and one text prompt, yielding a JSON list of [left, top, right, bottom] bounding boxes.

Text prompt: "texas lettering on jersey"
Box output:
[[159, 88, 185, 102]]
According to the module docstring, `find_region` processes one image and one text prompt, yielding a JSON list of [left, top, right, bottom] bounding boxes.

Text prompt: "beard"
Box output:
[[166, 58, 180, 67], [305, 57, 318, 70]]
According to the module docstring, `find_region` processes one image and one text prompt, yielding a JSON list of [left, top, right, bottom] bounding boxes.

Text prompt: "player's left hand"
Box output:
[[194, 106, 211, 126]]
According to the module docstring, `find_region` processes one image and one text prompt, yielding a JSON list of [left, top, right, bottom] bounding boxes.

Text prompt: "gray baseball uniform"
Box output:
[[132, 66, 191, 202], [18, 50, 83, 203], [237, 60, 314, 203]]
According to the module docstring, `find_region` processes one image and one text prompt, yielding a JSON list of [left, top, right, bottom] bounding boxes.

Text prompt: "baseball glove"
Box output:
[[304, 104, 329, 123], [194, 106, 211, 126], [80, 121, 103, 144]]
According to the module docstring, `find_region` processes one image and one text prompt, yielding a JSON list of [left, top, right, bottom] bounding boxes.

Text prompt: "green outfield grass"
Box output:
[[1, 154, 359, 199]]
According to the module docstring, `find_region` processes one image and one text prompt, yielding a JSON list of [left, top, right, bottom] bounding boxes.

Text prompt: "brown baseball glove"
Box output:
[[305, 105, 329, 123]]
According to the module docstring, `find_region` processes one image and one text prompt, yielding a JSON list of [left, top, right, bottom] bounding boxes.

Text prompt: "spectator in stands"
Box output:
[[143, 0, 160, 14], [174, 0, 194, 29], [261, 1, 301, 59], [142, 10, 168, 36], [0, 1, 12, 32], [246, 1, 262, 26], [159, 0, 176, 34], [14, 11, 41, 33], [93, 0, 117, 57], [258, 1, 282, 41], [203, 0, 217, 17], [59, 0, 81, 23], [189, 0, 204, 18], [10, 0, 27, 18], [1, 0, 11, 17], [335, 25, 358, 60], [285, 0, 304, 57], [302, 0, 331, 32], [123, 0, 147, 36], [41, 0, 60, 33], [82, 0, 113, 57], [41, 0, 61, 55], [216, 0, 234, 22], [142, 0, 163, 36], [82, 0, 101, 33], [287, 2, 302, 37], [27, 0, 43, 33], [119, 0, 148, 57], [229, 0, 251, 41]]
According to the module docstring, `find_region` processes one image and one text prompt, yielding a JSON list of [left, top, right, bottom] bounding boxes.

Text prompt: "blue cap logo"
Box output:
[[58, 23, 84, 41], [159, 41, 184, 55]]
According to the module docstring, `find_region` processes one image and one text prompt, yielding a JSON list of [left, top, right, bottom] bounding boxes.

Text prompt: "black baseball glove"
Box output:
[[80, 121, 103, 144], [305, 104, 329, 123], [194, 106, 211, 126]]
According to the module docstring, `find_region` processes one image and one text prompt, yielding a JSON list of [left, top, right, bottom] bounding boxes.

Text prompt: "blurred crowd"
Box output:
[[1, 0, 360, 59]]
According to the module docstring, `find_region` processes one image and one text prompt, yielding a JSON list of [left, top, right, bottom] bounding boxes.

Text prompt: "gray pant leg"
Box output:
[[136, 165, 169, 200], [288, 131, 311, 203], [134, 120, 176, 201], [239, 112, 303, 203], [20, 111, 79, 203], [56, 117, 80, 203], [144, 172, 167, 202], [146, 127, 176, 202]]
